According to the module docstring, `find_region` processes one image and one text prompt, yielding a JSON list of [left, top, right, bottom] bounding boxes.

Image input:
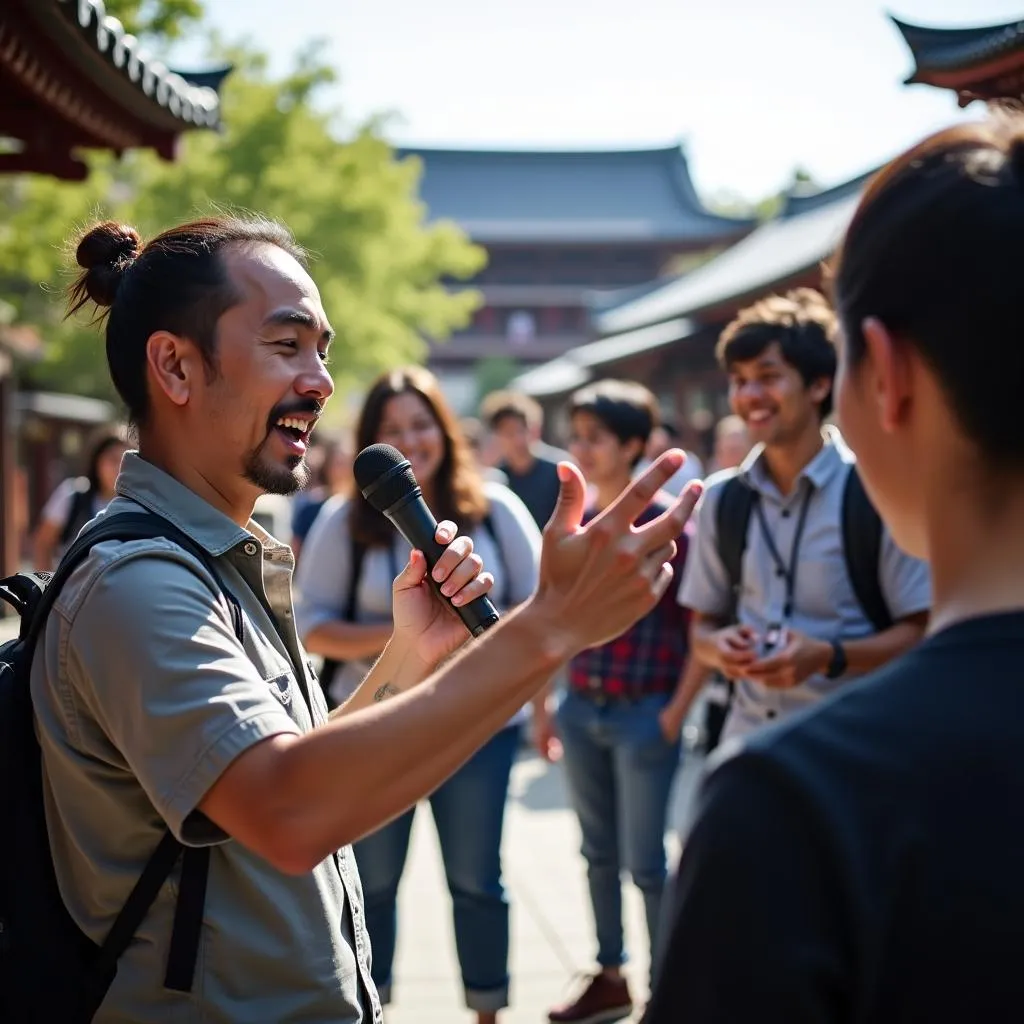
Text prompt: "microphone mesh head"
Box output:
[[353, 443, 419, 512]]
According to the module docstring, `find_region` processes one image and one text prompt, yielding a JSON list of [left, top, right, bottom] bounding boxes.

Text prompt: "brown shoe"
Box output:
[[548, 973, 633, 1024]]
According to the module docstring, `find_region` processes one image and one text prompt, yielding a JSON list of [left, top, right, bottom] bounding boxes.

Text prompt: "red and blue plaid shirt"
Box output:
[[569, 498, 691, 700]]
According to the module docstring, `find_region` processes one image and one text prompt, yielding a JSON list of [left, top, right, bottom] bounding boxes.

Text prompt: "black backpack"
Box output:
[[0, 511, 243, 1022], [715, 464, 893, 632]]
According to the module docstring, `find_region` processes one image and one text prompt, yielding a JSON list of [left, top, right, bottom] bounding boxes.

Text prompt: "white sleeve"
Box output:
[[39, 478, 79, 527]]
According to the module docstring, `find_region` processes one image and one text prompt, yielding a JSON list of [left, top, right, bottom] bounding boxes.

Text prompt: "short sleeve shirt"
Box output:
[[31, 452, 382, 1023], [678, 428, 931, 725]]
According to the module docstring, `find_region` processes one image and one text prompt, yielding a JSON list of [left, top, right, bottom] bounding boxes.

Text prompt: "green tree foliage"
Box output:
[[101, 0, 204, 39], [0, 5, 485, 408]]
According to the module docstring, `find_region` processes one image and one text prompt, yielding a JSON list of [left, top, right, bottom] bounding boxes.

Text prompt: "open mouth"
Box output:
[[745, 409, 775, 427], [272, 414, 317, 453]]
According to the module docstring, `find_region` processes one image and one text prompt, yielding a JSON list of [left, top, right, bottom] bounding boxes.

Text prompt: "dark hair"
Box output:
[[83, 423, 129, 492], [349, 367, 489, 547], [829, 114, 1024, 468], [66, 216, 306, 427], [568, 379, 659, 467], [716, 288, 838, 418], [479, 390, 543, 431]]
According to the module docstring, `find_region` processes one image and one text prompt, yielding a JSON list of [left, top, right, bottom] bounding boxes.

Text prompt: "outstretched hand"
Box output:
[[392, 522, 494, 670], [529, 450, 701, 659]]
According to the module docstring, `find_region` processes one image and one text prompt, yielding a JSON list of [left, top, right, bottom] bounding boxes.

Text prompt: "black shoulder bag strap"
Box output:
[[59, 480, 94, 548], [30, 511, 244, 996], [714, 473, 758, 625], [481, 513, 512, 608], [841, 465, 893, 632], [316, 534, 367, 703]]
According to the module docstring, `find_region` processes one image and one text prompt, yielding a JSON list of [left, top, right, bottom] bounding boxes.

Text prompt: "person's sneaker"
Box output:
[[548, 973, 633, 1024]]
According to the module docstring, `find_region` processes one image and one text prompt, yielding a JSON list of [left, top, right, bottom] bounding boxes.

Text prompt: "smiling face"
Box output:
[[727, 341, 830, 449], [186, 243, 335, 498], [377, 391, 446, 486]]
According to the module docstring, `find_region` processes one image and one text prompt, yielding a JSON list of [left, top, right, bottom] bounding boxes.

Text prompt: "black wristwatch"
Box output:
[[825, 639, 847, 680]]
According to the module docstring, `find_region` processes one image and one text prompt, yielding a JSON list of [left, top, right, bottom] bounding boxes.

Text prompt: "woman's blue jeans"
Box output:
[[353, 723, 520, 1012]]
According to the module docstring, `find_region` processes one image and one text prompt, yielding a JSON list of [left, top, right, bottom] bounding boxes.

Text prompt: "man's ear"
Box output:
[[146, 331, 201, 408], [625, 437, 646, 466], [808, 374, 833, 409]]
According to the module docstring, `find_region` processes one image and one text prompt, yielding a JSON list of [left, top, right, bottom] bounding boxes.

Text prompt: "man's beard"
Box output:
[[243, 435, 310, 496]]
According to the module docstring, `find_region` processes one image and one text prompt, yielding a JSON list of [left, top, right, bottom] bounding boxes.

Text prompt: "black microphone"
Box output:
[[353, 443, 500, 637]]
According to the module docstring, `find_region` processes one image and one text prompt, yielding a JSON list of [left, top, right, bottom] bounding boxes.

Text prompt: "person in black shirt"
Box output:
[[479, 390, 570, 529], [647, 112, 1024, 1023]]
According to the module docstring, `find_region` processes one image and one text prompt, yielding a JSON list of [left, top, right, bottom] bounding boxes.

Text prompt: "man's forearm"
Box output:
[[304, 619, 393, 662], [666, 656, 710, 722], [329, 636, 448, 719], [264, 603, 569, 869], [841, 612, 928, 677]]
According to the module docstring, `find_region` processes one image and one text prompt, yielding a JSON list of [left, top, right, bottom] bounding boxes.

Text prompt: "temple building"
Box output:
[[400, 144, 755, 410], [511, 169, 873, 452], [0, 0, 229, 576], [892, 15, 1024, 107]]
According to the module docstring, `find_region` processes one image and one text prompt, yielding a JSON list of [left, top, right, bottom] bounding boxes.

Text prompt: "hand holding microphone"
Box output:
[[354, 445, 500, 664]]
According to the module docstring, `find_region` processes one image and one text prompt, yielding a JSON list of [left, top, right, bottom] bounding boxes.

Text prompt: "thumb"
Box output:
[[393, 549, 428, 593], [544, 461, 587, 538]]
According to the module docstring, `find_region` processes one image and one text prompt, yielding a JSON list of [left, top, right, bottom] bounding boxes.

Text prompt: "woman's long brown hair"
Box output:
[[349, 367, 490, 548]]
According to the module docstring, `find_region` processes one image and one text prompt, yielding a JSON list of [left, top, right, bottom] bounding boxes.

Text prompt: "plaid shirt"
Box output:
[[569, 499, 691, 700]]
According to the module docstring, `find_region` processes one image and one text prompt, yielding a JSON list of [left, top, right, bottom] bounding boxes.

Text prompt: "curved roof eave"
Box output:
[[594, 171, 872, 337]]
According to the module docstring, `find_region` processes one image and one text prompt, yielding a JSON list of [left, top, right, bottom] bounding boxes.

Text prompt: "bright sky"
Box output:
[[192, 0, 1023, 201]]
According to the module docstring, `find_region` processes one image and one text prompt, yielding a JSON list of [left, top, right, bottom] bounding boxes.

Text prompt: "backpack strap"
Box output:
[[30, 510, 243, 996], [316, 534, 368, 704], [345, 537, 367, 624], [714, 473, 758, 625], [480, 513, 512, 608], [59, 479, 94, 548], [841, 466, 893, 632]]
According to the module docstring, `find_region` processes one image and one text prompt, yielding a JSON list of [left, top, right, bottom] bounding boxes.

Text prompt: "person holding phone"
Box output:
[[677, 289, 931, 743]]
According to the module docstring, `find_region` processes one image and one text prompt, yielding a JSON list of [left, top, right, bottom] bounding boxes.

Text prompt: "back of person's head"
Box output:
[[716, 289, 838, 419], [479, 390, 543, 432], [568, 379, 659, 466], [67, 217, 306, 428], [829, 113, 1024, 471]]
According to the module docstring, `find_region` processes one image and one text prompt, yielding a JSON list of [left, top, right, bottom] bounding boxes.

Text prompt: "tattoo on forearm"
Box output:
[[373, 683, 401, 702]]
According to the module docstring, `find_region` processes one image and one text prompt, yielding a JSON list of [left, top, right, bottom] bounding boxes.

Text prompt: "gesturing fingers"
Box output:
[[631, 478, 703, 555], [593, 449, 687, 531]]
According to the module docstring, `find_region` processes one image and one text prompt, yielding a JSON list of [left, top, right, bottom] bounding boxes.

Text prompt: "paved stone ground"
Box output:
[[384, 748, 704, 1024]]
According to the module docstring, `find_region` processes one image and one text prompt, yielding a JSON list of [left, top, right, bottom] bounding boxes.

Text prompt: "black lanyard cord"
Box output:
[[753, 483, 814, 621]]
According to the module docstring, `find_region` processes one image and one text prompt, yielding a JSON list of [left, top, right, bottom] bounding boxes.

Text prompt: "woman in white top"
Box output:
[[32, 424, 129, 570], [295, 367, 542, 1023]]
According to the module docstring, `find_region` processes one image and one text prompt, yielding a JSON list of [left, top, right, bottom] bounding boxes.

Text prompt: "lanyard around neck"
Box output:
[[752, 482, 814, 621]]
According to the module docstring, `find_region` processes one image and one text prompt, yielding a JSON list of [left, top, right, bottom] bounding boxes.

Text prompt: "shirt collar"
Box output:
[[114, 451, 286, 558], [739, 424, 850, 497]]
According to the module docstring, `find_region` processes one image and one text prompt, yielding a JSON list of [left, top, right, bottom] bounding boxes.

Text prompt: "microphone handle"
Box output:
[[383, 490, 500, 637]]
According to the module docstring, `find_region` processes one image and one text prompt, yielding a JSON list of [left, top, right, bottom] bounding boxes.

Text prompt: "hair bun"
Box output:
[[74, 221, 141, 308]]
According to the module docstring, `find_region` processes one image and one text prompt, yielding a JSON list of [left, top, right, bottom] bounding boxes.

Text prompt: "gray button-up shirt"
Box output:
[[31, 453, 382, 1023], [679, 428, 931, 729]]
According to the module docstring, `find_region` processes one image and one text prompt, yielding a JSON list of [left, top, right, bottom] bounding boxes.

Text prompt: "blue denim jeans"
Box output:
[[556, 690, 681, 973], [353, 724, 520, 1012]]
